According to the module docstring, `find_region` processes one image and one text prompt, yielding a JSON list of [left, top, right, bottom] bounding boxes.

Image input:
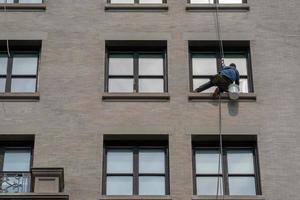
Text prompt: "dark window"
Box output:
[[108, 0, 166, 4], [0, 0, 43, 3], [103, 145, 169, 195], [193, 144, 261, 196], [0, 53, 39, 93], [106, 50, 167, 93], [188, 0, 246, 4]]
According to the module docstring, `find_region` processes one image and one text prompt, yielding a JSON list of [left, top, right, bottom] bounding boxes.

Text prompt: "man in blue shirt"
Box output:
[[194, 63, 240, 97]]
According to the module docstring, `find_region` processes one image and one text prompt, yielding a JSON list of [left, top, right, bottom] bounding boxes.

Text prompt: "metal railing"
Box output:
[[0, 172, 31, 193]]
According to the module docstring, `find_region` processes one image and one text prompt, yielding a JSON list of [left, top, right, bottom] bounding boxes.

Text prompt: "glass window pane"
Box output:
[[139, 0, 163, 4], [224, 56, 248, 76], [195, 150, 221, 174], [12, 55, 38, 75], [219, 0, 243, 4], [0, 56, 8, 75], [107, 149, 133, 173], [196, 177, 223, 195], [239, 78, 249, 93], [0, 78, 5, 92], [108, 78, 134, 93], [139, 149, 165, 173], [190, 0, 214, 4], [0, 0, 14, 3], [11, 78, 36, 93], [193, 78, 216, 92], [3, 149, 31, 172], [19, 0, 43, 3], [192, 54, 217, 75], [109, 54, 133, 76], [229, 177, 256, 195], [139, 54, 164, 76], [139, 176, 165, 195], [106, 176, 133, 195], [139, 79, 164, 93], [110, 0, 134, 4], [227, 149, 254, 174]]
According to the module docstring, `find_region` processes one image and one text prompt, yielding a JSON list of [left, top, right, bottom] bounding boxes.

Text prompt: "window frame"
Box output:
[[0, 51, 39, 93], [187, 0, 247, 4], [189, 49, 254, 93], [192, 144, 261, 196], [107, 0, 167, 4], [103, 145, 170, 196], [105, 50, 168, 93]]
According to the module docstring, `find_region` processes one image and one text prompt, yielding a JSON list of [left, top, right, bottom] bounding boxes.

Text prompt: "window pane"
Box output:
[[239, 78, 249, 93], [11, 78, 36, 93], [19, 0, 43, 3], [139, 54, 164, 76], [3, 149, 31, 172], [219, 0, 243, 4], [193, 78, 216, 92], [195, 150, 221, 174], [190, 0, 214, 4], [139, 79, 164, 93], [0, 0, 14, 3], [0, 56, 8, 75], [108, 79, 134, 93], [192, 55, 217, 75], [139, 0, 163, 4], [109, 54, 133, 76], [139, 176, 165, 195], [0, 78, 5, 92], [12, 55, 38, 75], [227, 149, 254, 174], [196, 177, 223, 195], [110, 0, 134, 4], [229, 177, 256, 195], [106, 176, 133, 195], [107, 149, 133, 173], [139, 149, 165, 173], [224, 56, 248, 76]]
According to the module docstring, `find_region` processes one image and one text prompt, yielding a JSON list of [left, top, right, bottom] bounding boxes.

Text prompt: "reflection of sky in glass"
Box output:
[[109, 79, 134, 93], [3, 150, 31, 171], [196, 150, 221, 174], [107, 150, 133, 173], [197, 177, 223, 195], [227, 150, 254, 174], [106, 176, 133, 195], [229, 177, 256, 195], [11, 79, 36, 93], [109, 55, 133, 75], [139, 176, 165, 195], [139, 79, 164, 93], [139, 149, 165, 173]]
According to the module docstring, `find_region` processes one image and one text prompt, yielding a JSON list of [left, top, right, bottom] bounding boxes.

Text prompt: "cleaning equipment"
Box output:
[[228, 83, 240, 100]]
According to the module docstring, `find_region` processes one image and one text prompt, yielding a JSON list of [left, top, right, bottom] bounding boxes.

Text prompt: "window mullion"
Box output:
[[133, 147, 139, 195], [223, 149, 229, 195], [5, 55, 13, 93], [133, 53, 139, 93]]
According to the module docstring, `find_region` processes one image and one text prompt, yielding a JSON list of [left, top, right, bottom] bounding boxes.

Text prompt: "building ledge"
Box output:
[[0, 193, 68, 200], [105, 4, 168, 11], [0, 93, 40, 102], [186, 4, 250, 12], [102, 93, 170, 102], [100, 195, 171, 200], [192, 195, 264, 200], [0, 3, 46, 11], [188, 92, 256, 102]]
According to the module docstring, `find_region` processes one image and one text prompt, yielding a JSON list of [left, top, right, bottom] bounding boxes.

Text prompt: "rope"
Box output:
[[214, 0, 225, 67], [4, 0, 11, 57]]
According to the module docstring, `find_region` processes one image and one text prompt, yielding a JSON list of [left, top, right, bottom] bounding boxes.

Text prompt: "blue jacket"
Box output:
[[220, 66, 240, 85]]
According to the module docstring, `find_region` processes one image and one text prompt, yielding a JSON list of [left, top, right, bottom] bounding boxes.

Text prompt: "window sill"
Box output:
[[100, 195, 171, 200], [192, 195, 264, 200], [105, 4, 168, 11], [0, 93, 40, 102], [102, 93, 170, 102], [188, 92, 256, 102], [186, 4, 250, 12], [0, 193, 68, 200], [0, 3, 46, 11]]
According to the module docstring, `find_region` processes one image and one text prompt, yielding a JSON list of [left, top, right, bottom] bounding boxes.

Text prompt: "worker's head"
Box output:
[[229, 63, 237, 68]]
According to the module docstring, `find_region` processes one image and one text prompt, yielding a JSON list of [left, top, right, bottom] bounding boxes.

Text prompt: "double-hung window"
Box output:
[[106, 51, 167, 93], [0, 52, 39, 93], [104, 146, 169, 195], [109, 0, 165, 4], [193, 145, 261, 196], [189, 0, 246, 4], [0, 0, 43, 3]]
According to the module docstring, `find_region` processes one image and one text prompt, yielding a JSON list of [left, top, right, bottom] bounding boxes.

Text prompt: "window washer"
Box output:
[[194, 63, 240, 98]]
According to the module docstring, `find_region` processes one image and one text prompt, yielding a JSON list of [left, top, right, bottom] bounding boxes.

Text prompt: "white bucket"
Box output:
[[228, 84, 240, 100]]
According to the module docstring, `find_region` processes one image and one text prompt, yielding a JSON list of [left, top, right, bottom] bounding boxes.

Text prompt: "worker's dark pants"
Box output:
[[196, 74, 232, 93]]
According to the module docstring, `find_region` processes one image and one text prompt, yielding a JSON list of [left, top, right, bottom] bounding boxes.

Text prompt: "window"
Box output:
[[0, 53, 39, 93], [109, 0, 165, 4], [0, 0, 43, 3], [106, 49, 167, 93], [189, 41, 253, 93], [193, 145, 261, 196], [189, 0, 246, 4], [0, 147, 32, 193], [103, 145, 169, 195]]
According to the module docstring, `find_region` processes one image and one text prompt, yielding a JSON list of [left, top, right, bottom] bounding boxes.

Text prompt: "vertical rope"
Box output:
[[4, 0, 11, 57]]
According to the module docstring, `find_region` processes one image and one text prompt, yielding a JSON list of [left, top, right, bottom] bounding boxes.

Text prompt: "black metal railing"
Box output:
[[0, 172, 31, 193]]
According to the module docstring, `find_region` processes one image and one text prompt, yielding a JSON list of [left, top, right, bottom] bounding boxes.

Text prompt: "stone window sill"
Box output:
[[186, 4, 250, 12], [0, 93, 40, 102], [100, 195, 171, 200], [192, 195, 264, 200], [105, 4, 168, 11], [0, 3, 46, 11], [188, 92, 256, 102], [0, 193, 69, 200], [102, 93, 170, 102]]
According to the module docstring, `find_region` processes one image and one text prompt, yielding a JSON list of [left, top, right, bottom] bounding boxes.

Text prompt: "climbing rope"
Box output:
[[4, 0, 11, 57]]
